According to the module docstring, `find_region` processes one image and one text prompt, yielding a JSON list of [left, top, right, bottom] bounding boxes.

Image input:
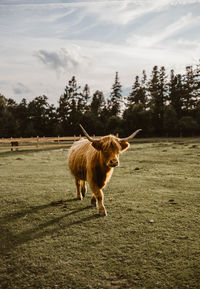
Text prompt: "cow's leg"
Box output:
[[75, 178, 82, 200], [96, 189, 107, 216], [91, 194, 97, 207], [80, 180, 87, 198], [89, 184, 107, 216]]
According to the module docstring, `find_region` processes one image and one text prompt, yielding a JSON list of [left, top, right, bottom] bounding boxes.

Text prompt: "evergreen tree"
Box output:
[[108, 72, 122, 117], [58, 76, 82, 135], [193, 61, 200, 134], [0, 96, 18, 137], [178, 116, 198, 137], [182, 65, 196, 113], [128, 71, 147, 108], [127, 75, 141, 106], [77, 83, 91, 118], [28, 95, 51, 136], [123, 70, 148, 136], [15, 98, 29, 137], [194, 60, 200, 97], [90, 90, 106, 117], [163, 105, 178, 137], [168, 70, 183, 119], [82, 84, 90, 99], [92, 91, 111, 133], [1, 61, 200, 138], [45, 104, 58, 136], [81, 90, 107, 135], [148, 65, 167, 136], [123, 103, 149, 136], [141, 70, 148, 107], [0, 94, 8, 137], [159, 65, 168, 119]]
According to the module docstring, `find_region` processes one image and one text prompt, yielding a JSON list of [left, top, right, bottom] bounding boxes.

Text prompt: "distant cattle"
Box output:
[[11, 141, 19, 151], [68, 125, 141, 216]]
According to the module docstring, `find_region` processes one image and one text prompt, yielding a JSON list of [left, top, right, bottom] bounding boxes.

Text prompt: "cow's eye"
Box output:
[[103, 150, 110, 156]]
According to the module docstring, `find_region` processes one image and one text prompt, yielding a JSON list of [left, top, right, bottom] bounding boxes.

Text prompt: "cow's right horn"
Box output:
[[79, 124, 100, 142], [120, 129, 142, 142]]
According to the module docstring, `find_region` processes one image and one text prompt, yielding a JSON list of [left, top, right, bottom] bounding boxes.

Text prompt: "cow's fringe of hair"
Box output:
[[100, 135, 121, 152]]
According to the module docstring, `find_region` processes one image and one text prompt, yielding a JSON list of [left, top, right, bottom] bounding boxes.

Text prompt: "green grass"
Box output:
[[0, 139, 200, 289]]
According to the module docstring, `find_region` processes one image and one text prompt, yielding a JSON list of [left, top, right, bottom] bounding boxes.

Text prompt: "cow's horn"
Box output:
[[120, 129, 142, 142], [79, 124, 99, 142]]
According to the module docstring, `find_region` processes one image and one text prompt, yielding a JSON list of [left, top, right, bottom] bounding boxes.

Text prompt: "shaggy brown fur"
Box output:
[[68, 135, 129, 216]]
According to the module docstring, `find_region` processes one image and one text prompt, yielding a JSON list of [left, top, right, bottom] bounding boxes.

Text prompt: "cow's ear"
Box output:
[[119, 140, 130, 152], [92, 141, 102, 151]]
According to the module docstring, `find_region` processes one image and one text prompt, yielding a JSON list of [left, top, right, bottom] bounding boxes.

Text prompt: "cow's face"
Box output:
[[92, 136, 130, 168]]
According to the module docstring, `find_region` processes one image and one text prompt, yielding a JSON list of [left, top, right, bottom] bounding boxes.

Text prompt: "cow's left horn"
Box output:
[[120, 129, 142, 142], [79, 124, 100, 142]]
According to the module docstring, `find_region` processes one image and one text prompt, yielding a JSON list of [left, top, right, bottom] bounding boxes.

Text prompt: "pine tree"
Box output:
[[108, 72, 122, 117], [128, 70, 147, 108], [182, 65, 196, 113], [163, 105, 178, 137], [141, 70, 147, 107], [128, 75, 140, 105], [168, 70, 183, 119], [193, 61, 200, 134], [15, 98, 29, 137], [193, 60, 200, 109], [80, 90, 106, 135], [0, 94, 8, 137], [90, 90, 105, 117], [27, 95, 51, 136], [179, 62, 200, 136], [78, 84, 90, 113], [148, 66, 167, 136], [58, 76, 82, 135], [82, 84, 90, 104]]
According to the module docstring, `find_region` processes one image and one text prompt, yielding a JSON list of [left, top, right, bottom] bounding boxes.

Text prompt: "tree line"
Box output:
[[0, 63, 199, 138]]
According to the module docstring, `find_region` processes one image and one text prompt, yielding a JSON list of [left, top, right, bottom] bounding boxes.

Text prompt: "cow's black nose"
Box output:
[[109, 160, 119, 167]]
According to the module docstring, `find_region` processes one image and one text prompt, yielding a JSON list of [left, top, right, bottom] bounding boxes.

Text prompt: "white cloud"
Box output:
[[34, 46, 91, 78], [13, 82, 31, 95], [127, 12, 200, 48], [34, 48, 78, 71], [0, 0, 200, 104], [84, 0, 171, 25]]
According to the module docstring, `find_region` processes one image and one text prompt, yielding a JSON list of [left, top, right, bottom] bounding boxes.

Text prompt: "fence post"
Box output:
[[10, 137, 13, 151], [37, 136, 39, 148]]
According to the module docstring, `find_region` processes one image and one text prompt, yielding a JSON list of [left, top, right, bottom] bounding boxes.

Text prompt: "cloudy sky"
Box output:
[[0, 0, 200, 105]]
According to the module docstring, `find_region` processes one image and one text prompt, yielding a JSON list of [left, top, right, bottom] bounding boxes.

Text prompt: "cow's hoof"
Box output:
[[81, 188, 86, 198], [91, 198, 97, 207], [99, 210, 107, 217], [77, 196, 83, 201]]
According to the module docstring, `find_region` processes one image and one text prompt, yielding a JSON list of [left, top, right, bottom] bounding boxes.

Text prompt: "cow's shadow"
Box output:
[[0, 198, 78, 223], [0, 198, 100, 252]]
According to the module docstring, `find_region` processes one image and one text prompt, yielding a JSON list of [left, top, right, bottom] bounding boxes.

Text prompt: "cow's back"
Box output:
[[68, 139, 91, 180]]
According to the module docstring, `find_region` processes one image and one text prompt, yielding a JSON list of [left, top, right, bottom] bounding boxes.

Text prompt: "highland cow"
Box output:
[[68, 125, 141, 216]]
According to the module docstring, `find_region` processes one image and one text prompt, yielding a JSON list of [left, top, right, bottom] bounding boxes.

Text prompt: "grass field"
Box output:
[[0, 139, 200, 289]]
